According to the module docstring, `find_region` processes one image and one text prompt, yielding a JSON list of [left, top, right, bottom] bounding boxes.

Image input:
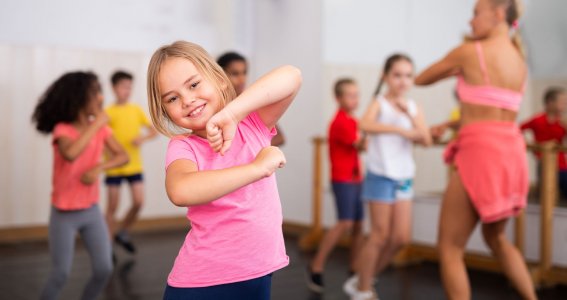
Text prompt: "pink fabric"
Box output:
[[456, 42, 524, 112], [51, 123, 112, 210], [452, 122, 528, 223], [164, 112, 289, 287]]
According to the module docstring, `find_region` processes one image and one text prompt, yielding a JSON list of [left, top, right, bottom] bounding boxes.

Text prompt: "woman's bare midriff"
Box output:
[[459, 102, 517, 125]]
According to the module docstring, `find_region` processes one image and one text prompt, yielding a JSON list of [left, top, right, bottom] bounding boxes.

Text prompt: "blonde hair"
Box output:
[[490, 0, 525, 57], [147, 41, 237, 137]]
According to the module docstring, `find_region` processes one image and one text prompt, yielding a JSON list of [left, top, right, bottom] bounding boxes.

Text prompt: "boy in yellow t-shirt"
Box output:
[[105, 71, 157, 254]]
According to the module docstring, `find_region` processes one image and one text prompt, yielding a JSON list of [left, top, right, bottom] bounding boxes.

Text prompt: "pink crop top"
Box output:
[[456, 42, 525, 112]]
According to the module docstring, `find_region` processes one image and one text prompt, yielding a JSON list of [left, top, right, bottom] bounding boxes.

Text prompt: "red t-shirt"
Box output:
[[520, 113, 567, 170], [329, 109, 362, 182]]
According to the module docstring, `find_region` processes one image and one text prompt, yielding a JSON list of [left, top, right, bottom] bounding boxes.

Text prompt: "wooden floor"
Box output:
[[1, 229, 566, 300]]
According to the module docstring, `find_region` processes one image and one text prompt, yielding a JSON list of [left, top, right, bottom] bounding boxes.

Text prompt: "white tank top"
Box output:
[[366, 95, 417, 180]]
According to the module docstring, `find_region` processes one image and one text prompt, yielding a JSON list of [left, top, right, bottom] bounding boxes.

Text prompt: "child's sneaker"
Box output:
[[115, 230, 136, 254], [305, 266, 324, 293], [343, 274, 359, 296], [350, 289, 378, 300]]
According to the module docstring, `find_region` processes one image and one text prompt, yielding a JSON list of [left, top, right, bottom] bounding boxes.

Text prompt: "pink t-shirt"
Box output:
[[51, 123, 111, 210], [165, 112, 289, 287]]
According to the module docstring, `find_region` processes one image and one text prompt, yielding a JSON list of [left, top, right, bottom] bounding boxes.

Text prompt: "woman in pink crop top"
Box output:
[[415, 1, 536, 300]]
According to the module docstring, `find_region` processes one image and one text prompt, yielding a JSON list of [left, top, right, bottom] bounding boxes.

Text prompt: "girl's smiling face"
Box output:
[[159, 57, 222, 137]]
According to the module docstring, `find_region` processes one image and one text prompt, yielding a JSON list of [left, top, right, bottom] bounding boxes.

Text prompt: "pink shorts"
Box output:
[[444, 121, 528, 223]]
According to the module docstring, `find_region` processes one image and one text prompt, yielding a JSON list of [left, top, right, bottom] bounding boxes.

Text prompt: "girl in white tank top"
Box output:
[[344, 54, 431, 300]]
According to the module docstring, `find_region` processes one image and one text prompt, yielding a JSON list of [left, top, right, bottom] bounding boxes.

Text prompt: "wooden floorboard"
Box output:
[[1, 229, 567, 300]]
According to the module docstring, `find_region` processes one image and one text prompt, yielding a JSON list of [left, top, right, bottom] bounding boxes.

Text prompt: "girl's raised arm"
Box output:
[[415, 45, 465, 86], [80, 134, 129, 185], [231, 65, 302, 128], [206, 65, 301, 154], [57, 112, 108, 161]]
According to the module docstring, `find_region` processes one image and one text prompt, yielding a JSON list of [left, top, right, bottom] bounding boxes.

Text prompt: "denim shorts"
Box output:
[[331, 181, 363, 221], [362, 172, 414, 203]]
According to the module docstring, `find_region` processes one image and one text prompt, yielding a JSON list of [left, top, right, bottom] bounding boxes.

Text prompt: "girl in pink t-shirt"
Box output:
[[146, 41, 301, 300], [32, 72, 128, 300]]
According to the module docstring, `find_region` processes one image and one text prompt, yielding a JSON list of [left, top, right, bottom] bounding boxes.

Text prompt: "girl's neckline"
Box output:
[[381, 95, 410, 115]]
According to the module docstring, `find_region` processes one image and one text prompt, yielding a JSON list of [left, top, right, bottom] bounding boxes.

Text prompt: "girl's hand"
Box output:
[[430, 125, 447, 140], [80, 167, 101, 185], [395, 100, 409, 114], [206, 108, 238, 155], [92, 111, 109, 128], [355, 134, 368, 152], [131, 136, 144, 147], [253, 146, 286, 178]]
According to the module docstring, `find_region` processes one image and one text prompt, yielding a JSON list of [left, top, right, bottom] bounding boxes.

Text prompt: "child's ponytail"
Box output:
[[491, 0, 525, 57], [372, 77, 384, 98]]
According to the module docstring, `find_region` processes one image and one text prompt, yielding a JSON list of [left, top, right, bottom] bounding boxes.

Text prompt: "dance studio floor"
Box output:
[[1, 230, 566, 300]]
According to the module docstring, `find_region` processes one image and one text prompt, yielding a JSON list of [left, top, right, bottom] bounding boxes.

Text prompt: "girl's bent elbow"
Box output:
[[61, 153, 77, 162], [284, 65, 302, 87], [167, 189, 189, 207]]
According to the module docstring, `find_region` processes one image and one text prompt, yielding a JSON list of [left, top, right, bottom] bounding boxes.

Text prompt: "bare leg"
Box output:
[[311, 220, 354, 272], [482, 220, 537, 300], [105, 185, 120, 238], [373, 200, 412, 276], [356, 202, 393, 292], [438, 172, 479, 300], [118, 181, 144, 231], [349, 221, 364, 272]]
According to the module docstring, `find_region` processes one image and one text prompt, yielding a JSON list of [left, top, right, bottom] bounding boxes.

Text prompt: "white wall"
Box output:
[[2, 0, 567, 260], [0, 0, 257, 226], [251, 0, 324, 225], [0, 0, 241, 53]]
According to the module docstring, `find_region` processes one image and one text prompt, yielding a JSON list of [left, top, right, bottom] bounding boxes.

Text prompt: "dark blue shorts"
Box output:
[[105, 173, 143, 186], [332, 181, 363, 221], [559, 170, 567, 198], [163, 274, 272, 300]]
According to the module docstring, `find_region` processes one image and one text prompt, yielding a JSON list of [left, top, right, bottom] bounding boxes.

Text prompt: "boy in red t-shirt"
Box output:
[[307, 78, 365, 293], [521, 87, 567, 198]]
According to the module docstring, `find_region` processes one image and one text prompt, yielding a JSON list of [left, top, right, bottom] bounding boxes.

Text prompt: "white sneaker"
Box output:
[[343, 275, 359, 296], [344, 275, 379, 296], [350, 289, 378, 300]]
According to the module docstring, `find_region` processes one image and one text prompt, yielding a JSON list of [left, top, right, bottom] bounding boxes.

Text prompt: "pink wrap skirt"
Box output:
[[444, 121, 528, 223]]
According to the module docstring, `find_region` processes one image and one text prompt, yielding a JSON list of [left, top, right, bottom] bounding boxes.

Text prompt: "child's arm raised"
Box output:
[[56, 112, 108, 161], [207, 65, 302, 154], [165, 146, 285, 207], [415, 45, 465, 86], [81, 135, 129, 185]]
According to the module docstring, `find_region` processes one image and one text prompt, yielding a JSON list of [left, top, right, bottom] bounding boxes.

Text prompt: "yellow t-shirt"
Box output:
[[105, 103, 151, 176], [449, 108, 461, 140], [449, 108, 460, 122]]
